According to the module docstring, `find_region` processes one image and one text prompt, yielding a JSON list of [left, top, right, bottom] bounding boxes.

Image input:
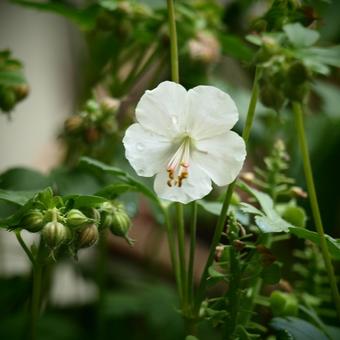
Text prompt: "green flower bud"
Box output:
[[270, 291, 298, 317], [259, 83, 285, 112], [14, 84, 29, 101], [76, 223, 99, 249], [20, 209, 44, 232], [282, 205, 306, 228], [0, 87, 16, 112], [110, 204, 131, 237], [42, 221, 71, 249], [287, 61, 309, 85], [66, 209, 89, 227]]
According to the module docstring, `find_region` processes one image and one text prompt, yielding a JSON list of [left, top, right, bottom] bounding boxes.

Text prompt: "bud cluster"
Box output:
[[17, 194, 132, 258], [0, 50, 29, 114], [62, 98, 120, 165]]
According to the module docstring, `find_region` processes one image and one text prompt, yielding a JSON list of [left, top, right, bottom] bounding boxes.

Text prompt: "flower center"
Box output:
[[167, 136, 191, 188]]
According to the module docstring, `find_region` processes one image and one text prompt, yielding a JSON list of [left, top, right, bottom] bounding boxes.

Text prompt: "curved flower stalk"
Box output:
[[123, 81, 246, 204]]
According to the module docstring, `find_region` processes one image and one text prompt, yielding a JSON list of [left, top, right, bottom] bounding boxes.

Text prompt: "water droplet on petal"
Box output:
[[138, 169, 145, 175], [171, 115, 178, 125], [136, 143, 144, 151]]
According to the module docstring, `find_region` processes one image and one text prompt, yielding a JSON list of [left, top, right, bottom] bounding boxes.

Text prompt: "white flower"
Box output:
[[123, 81, 246, 204]]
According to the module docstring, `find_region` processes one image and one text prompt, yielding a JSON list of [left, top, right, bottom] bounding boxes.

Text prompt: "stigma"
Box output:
[[167, 136, 191, 187]]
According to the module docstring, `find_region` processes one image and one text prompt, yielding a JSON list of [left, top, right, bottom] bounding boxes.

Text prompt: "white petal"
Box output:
[[186, 86, 239, 139], [193, 131, 246, 186], [153, 161, 212, 204], [135, 81, 188, 137], [123, 123, 174, 177]]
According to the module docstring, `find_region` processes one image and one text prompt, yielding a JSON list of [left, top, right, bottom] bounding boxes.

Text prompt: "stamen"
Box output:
[[167, 137, 191, 187]]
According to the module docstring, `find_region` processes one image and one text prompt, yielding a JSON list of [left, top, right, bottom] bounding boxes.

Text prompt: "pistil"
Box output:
[[167, 137, 191, 187]]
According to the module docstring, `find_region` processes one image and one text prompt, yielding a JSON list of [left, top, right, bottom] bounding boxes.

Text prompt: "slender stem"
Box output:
[[163, 206, 182, 300], [195, 67, 260, 311], [188, 202, 197, 309], [176, 203, 187, 308], [16, 231, 35, 265], [96, 230, 108, 339], [292, 101, 340, 319], [166, 0, 179, 83], [30, 263, 42, 340]]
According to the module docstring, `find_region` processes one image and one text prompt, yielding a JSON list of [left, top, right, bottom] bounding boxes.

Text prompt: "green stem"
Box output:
[[30, 263, 42, 340], [16, 231, 35, 265], [292, 101, 340, 320], [166, 0, 179, 83], [96, 230, 108, 339], [176, 203, 187, 309], [225, 246, 241, 339], [188, 202, 197, 310], [163, 206, 182, 300], [195, 67, 260, 312]]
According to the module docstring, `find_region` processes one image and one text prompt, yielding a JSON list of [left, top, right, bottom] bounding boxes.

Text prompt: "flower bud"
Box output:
[[20, 209, 44, 232], [259, 83, 285, 112], [64, 115, 83, 133], [0, 87, 16, 112], [42, 221, 71, 249], [76, 223, 99, 249], [100, 97, 120, 113], [270, 291, 298, 317], [66, 209, 89, 227], [110, 203, 131, 237], [14, 84, 29, 101], [84, 127, 101, 143], [282, 205, 306, 228], [188, 31, 220, 64]]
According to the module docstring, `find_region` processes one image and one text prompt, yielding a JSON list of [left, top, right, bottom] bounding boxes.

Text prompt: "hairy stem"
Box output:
[[292, 101, 340, 319]]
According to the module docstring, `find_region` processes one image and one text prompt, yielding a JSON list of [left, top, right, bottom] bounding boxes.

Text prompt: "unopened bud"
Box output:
[[100, 97, 120, 113], [77, 223, 99, 249], [14, 84, 29, 101], [42, 221, 71, 249], [66, 209, 89, 227], [110, 203, 131, 237], [0, 87, 16, 112], [188, 31, 220, 64], [21, 209, 44, 232], [291, 186, 307, 198], [64, 115, 83, 133]]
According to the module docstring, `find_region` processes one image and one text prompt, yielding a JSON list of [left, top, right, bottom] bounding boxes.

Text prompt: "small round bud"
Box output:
[[76, 223, 99, 249], [66, 209, 89, 227], [110, 203, 131, 237], [20, 209, 44, 232], [282, 205, 306, 228], [64, 115, 83, 133], [270, 291, 298, 317], [42, 221, 71, 249], [100, 97, 120, 113], [14, 84, 29, 101], [0, 87, 16, 112], [188, 31, 220, 64]]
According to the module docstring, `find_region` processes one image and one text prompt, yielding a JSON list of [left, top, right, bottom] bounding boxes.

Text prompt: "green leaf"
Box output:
[[79, 157, 160, 205], [219, 34, 253, 62], [270, 317, 328, 340], [0, 189, 36, 206], [96, 183, 140, 198], [0, 167, 50, 191], [197, 200, 222, 216], [11, 0, 98, 30], [283, 23, 320, 48], [64, 195, 107, 209], [289, 226, 340, 260]]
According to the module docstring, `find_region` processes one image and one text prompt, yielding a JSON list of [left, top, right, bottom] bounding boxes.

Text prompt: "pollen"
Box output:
[[167, 137, 191, 187]]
